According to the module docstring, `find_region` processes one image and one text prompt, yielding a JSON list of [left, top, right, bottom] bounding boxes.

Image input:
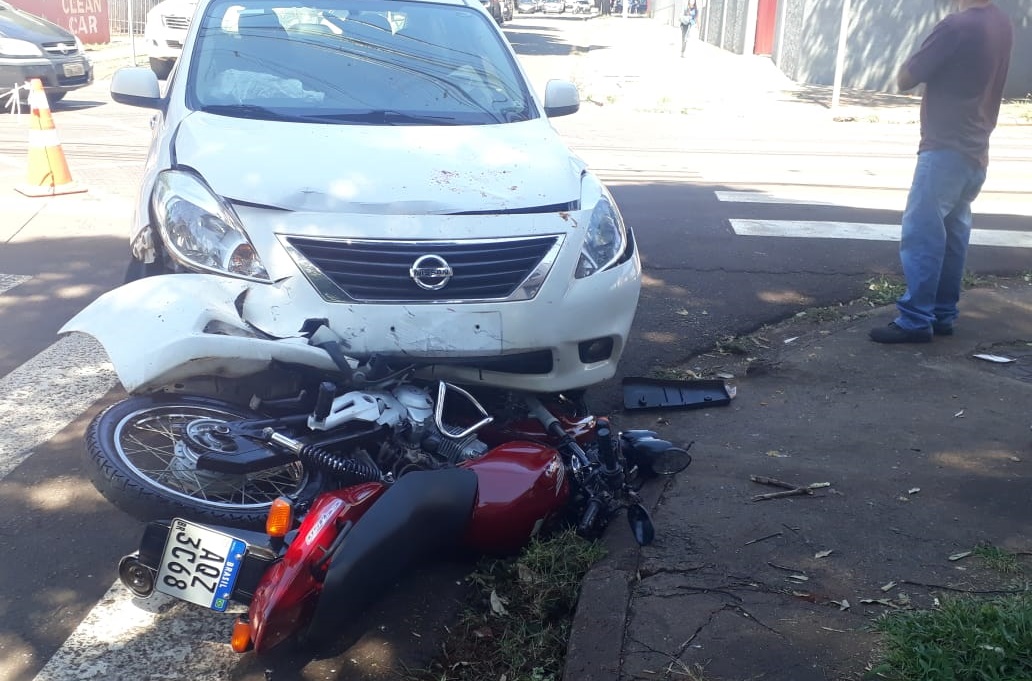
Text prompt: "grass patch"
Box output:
[[973, 543, 1023, 575], [869, 593, 1032, 681], [404, 528, 606, 681], [864, 271, 989, 309], [864, 275, 906, 306]]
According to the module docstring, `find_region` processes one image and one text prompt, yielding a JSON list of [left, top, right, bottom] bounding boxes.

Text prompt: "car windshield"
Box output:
[[186, 0, 537, 125]]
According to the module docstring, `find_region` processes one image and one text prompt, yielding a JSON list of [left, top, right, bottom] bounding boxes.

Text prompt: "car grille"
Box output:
[[285, 235, 562, 303], [42, 42, 79, 56], [164, 15, 191, 29]]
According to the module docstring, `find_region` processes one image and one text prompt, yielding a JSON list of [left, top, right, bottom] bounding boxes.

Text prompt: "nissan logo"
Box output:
[[409, 254, 453, 291]]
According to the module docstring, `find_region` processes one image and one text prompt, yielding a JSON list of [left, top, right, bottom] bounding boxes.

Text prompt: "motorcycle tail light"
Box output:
[[266, 497, 294, 538], [231, 616, 252, 653]]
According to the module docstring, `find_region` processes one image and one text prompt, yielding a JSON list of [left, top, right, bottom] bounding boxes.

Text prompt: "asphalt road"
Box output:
[[0, 14, 1030, 681]]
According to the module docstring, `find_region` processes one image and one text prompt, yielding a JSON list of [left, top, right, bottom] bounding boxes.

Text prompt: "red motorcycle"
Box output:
[[108, 376, 691, 653]]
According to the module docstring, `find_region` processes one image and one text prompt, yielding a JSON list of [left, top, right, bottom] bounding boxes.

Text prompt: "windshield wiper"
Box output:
[[302, 110, 461, 125], [200, 104, 311, 122]]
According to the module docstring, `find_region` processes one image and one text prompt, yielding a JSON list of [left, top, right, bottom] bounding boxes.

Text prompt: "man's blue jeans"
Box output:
[[895, 149, 987, 331]]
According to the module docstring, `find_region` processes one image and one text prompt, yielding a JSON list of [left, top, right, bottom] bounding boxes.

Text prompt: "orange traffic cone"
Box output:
[[16, 78, 86, 197]]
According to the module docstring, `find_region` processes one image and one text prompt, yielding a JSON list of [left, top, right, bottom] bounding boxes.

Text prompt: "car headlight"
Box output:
[[575, 192, 627, 279], [0, 38, 44, 57], [152, 169, 270, 281]]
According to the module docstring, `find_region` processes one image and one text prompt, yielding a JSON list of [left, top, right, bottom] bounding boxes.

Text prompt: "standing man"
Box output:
[[869, 0, 1013, 344]]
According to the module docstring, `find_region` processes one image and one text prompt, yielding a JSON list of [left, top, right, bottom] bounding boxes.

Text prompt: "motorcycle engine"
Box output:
[[375, 384, 489, 475]]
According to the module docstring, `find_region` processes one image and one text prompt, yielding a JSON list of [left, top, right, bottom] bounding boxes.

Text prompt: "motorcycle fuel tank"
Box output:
[[462, 441, 570, 555]]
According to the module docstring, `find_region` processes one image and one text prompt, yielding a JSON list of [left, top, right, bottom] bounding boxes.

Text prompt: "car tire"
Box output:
[[149, 57, 174, 80]]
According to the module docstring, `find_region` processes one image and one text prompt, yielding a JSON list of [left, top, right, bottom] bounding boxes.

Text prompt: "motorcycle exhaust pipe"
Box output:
[[118, 553, 156, 598]]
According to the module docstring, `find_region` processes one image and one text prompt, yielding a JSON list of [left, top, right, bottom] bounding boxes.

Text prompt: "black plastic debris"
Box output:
[[622, 377, 735, 411]]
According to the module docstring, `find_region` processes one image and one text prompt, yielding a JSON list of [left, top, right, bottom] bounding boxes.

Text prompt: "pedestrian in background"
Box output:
[[680, 0, 697, 56], [601, 0, 611, 16], [870, 0, 1013, 344]]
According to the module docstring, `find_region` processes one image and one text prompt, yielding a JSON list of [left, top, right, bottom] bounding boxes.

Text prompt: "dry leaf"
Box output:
[[954, 410, 965, 418], [716, 372, 735, 379], [908, 488, 921, 494], [489, 590, 509, 616], [784, 336, 799, 344], [948, 551, 972, 561], [973, 353, 1016, 363], [814, 550, 834, 559], [830, 599, 850, 611], [787, 574, 809, 582], [881, 581, 897, 592], [766, 450, 788, 458]]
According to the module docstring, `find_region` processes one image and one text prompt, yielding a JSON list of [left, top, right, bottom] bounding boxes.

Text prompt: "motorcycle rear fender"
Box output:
[[58, 274, 339, 394], [248, 482, 386, 653], [304, 468, 478, 648]]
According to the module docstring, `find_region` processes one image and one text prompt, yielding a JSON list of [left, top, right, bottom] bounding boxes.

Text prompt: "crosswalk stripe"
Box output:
[[716, 190, 1032, 217], [730, 219, 1032, 249], [32, 583, 243, 681], [0, 332, 116, 481], [0, 274, 31, 295]]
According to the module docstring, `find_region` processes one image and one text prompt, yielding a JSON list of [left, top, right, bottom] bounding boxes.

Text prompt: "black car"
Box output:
[[0, 0, 93, 103]]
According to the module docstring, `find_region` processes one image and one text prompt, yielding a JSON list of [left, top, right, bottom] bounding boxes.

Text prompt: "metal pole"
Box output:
[[128, 0, 137, 64], [831, 0, 850, 109], [719, 0, 728, 50]]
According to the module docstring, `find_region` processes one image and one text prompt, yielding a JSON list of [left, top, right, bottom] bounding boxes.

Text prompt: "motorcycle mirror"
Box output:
[[627, 503, 655, 546], [651, 447, 693, 476]]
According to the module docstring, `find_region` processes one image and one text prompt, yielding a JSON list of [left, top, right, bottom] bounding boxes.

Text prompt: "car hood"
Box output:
[[172, 112, 586, 213], [149, 0, 197, 18], [0, 3, 76, 43]]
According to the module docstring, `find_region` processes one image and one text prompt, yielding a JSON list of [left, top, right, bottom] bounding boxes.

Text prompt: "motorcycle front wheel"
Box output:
[[85, 394, 320, 529]]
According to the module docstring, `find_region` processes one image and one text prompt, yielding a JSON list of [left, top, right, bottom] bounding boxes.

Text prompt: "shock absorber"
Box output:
[[297, 444, 383, 482], [263, 427, 383, 482]]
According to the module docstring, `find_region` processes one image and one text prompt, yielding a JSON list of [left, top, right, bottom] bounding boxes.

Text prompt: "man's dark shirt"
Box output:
[[903, 4, 1013, 168]]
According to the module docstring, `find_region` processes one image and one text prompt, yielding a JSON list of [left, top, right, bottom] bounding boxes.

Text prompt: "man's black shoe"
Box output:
[[869, 322, 932, 344], [932, 322, 954, 336]]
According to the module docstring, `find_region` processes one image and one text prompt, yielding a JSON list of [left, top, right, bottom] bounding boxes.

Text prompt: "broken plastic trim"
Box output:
[[621, 377, 735, 411]]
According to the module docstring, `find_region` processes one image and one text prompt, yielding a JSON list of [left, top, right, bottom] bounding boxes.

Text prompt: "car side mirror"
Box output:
[[110, 67, 162, 109], [543, 79, 579, 117]]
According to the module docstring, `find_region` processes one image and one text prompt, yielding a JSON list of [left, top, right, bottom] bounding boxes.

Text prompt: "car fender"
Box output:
[[59, 274, 339, 393]]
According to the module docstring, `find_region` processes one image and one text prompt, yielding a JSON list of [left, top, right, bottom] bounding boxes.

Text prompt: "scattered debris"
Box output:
[[881, 581, 897, 592], [954, 410, 965, 418], [744, 531, 783, 546], [716, 372, 735, 379], [973, 353, 1016, 363], [784, 336, 799, 344], [829, 599, 850, 611], [948, 551, 973, 562], [814, 550, 834, 559], [860, 598, 900, 609], [908, 488, 921, 495], [787, 574, 809, 582], [766, 450, 789, 458], [750, 475, 832, 501]]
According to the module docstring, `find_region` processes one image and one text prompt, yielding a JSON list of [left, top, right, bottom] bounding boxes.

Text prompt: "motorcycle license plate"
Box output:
[[155, 519, 247, 612]]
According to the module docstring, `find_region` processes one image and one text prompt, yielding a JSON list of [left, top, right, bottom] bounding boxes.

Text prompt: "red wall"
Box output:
[[11, 0, 110, 44]]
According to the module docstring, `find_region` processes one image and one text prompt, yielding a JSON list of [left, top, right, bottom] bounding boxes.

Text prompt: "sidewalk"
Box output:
[[566, 283, 1032, 681]]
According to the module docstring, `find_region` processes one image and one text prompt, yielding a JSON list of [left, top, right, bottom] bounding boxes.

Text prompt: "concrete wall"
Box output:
[[694, 0, 1032, 99]]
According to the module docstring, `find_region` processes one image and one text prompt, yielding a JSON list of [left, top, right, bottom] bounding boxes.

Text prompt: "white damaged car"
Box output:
[[108, 0, 640, 393]]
